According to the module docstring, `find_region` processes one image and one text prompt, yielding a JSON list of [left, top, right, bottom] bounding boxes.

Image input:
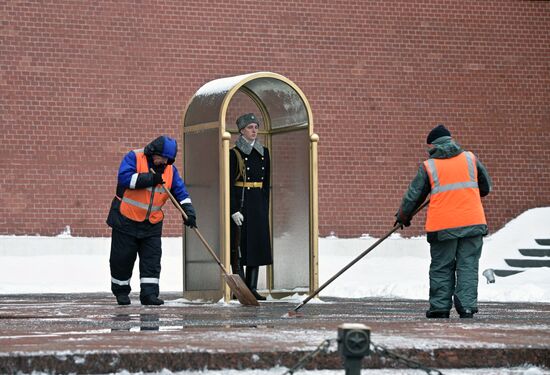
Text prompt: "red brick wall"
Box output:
[[1, 1, 549, 237]]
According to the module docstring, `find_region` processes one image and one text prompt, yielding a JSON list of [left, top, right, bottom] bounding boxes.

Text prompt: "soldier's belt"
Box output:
[[234, 181, 263, 188]]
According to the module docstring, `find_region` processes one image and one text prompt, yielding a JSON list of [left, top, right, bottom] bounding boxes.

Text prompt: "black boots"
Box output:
[[116, 294, 131, 306], [425, 296, 477, 318], [245, 266, 266, 301], [116, 294, 164, 305], [251, 289, 266, 301], [426, 310, 475, 318], [140, 295, 164, 305], [426, 310, 450, 319], [454, 295, 477, 319]]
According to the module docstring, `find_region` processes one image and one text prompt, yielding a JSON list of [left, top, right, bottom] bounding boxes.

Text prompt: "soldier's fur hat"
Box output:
[[236, 113, 260, 130]]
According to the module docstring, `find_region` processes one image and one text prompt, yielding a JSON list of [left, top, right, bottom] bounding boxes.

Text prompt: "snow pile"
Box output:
[[0, 207, 548, 303], [195, 72, 272, 97]]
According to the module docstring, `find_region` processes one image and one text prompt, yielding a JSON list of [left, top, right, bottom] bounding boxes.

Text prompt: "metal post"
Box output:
[[337, 323, 371, 375]]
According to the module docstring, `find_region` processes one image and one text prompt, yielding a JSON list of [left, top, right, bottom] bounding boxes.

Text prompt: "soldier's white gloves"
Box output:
[[231, 212, 244, 226]]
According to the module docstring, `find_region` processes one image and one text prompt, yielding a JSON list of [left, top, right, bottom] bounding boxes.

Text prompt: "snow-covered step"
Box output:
[[504, 259, 550, 268], [493, 269, 524, 277], [518, 249, 550, 257]]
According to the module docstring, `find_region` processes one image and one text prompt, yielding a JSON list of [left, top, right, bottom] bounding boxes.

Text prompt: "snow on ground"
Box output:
[[0, 207, 549, 303], [319, 207, 550, 303]]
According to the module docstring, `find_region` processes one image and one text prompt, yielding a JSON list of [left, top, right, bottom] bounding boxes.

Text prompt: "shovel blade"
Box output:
[[282, 310, 304, 318], [224, 274, 260, 306]]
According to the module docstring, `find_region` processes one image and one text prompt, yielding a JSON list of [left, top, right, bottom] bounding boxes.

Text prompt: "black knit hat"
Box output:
[[426, 124, 451, 144]]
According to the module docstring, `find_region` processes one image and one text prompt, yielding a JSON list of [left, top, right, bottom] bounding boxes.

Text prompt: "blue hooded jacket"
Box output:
[[107, 136, 191, 235]]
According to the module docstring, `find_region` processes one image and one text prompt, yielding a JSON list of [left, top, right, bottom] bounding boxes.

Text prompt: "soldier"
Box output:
[[229, 113, 272, 301], [107, 136, 197, 306], [395, 124, 492, 318]]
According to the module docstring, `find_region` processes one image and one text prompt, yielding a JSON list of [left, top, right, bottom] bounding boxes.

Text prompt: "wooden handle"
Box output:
[[151, 168, 229, 275], [291, 199, 430, 313]]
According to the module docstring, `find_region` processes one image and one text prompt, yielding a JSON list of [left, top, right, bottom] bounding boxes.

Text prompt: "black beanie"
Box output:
[[426, 124, 451, 144]]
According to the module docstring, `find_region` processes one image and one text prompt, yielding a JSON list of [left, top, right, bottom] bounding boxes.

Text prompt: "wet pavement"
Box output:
[[0, 293, 549, 373]]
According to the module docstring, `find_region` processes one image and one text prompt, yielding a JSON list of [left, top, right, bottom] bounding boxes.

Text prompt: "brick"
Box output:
[[0, 0, 548, 238]]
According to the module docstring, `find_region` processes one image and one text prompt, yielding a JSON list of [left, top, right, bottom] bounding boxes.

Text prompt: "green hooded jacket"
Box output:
[[398, 136, 492, 243]]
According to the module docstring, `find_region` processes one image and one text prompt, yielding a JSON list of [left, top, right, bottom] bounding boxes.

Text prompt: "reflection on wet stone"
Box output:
[[0, 293, 549, 374], [140, 313, 159, 331]]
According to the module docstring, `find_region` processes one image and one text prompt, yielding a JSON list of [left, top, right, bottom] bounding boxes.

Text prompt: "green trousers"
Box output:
[[428, 235, 483, 313]]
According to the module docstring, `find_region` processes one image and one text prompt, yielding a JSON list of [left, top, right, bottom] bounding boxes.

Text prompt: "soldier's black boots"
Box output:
[[246, 266, 266, 301], [425, 310, 450, 319], [251, 289, 266, 301], [116, 294, 131, 305], [140, 295, 164, 306]]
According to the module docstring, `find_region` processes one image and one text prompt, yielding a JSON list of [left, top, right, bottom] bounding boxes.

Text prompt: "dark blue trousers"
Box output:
[[109, 229, 162, 299]]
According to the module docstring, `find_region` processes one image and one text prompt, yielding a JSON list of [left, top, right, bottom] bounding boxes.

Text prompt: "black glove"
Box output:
[[152, 163, 167, 175], [394, 208, 411, 229], [181, 203, 197, 228], [134, 172, 164, 189], [151, 172, 164, 186]]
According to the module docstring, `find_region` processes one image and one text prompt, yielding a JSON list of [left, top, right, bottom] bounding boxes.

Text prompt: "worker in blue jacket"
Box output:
[[106, 136, 196, 305]]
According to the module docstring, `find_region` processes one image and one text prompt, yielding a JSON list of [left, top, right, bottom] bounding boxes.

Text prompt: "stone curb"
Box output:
[[2, 347, 549, 374]]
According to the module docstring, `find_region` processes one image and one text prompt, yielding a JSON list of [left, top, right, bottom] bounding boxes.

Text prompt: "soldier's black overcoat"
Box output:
[[229, 145, 272, 266]]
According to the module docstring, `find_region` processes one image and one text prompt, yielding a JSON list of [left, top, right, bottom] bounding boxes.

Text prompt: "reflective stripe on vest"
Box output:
[[423, 151, 486, 232], [119, 150, 173, 224]]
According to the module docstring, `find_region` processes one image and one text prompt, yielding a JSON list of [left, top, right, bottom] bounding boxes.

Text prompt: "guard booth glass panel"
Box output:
[[185, 93, 224, 126], [186, 73, 255, 126], [244, 78, 309, 129], [271, 129, 310, 291], [183, 127, 221, 291]]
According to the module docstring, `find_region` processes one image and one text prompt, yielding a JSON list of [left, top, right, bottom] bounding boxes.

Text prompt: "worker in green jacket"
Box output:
[[396, 124, 492, 318]]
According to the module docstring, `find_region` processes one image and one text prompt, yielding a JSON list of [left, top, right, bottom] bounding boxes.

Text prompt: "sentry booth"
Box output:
[[181, 72, 319, 302]]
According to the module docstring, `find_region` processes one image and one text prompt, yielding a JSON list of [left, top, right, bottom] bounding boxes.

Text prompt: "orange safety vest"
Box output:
[[423, 151, 486, 232], [119, 150, 174, 224]]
